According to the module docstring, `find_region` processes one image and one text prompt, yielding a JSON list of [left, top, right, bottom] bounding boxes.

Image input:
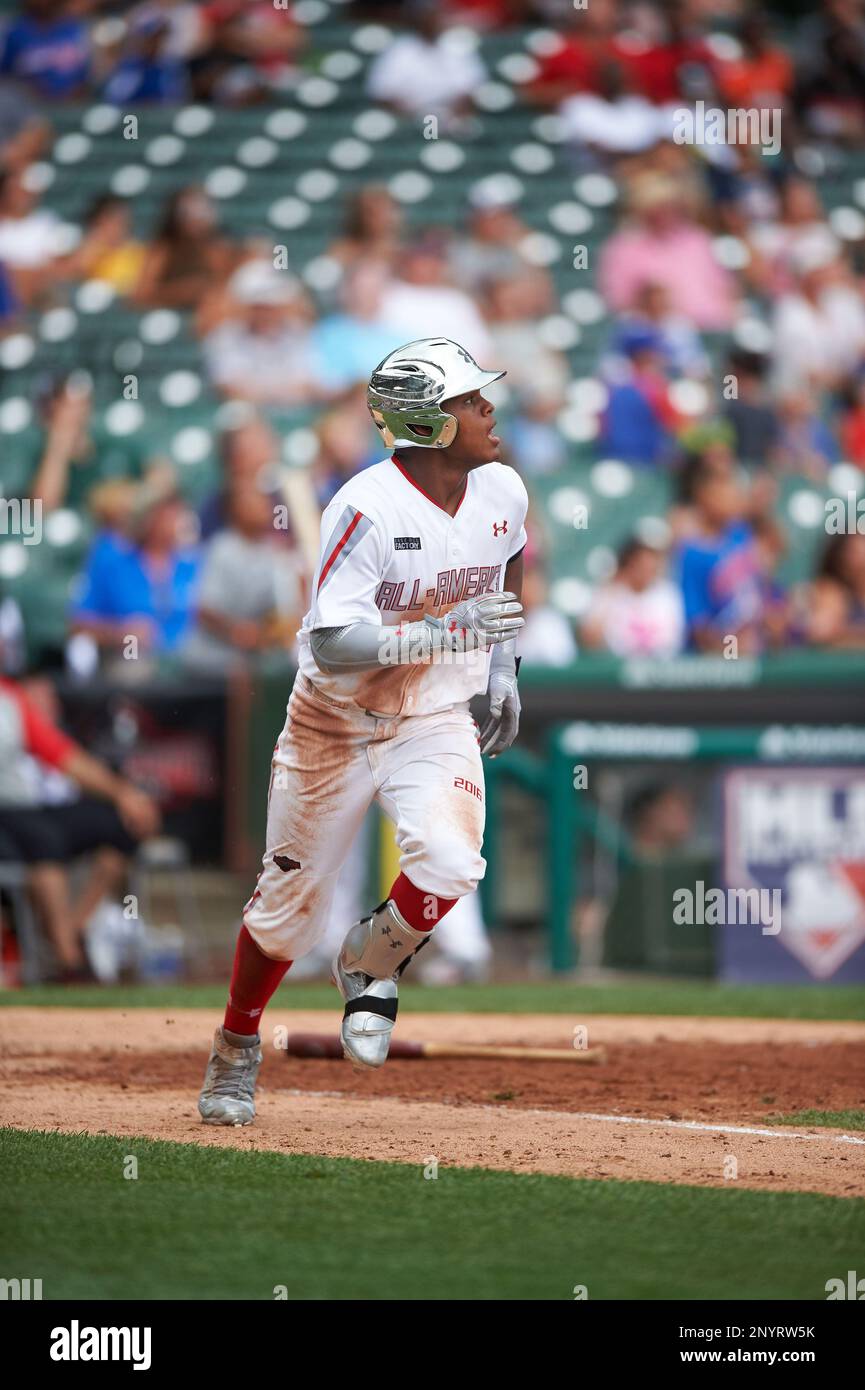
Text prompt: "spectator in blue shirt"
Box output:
[[0, 258, 18, 323], [72, 485, 201, 658], [773, 387, 841, 479], [103, 13, 188, 105], [599, 325, 682, 467], [605, 283, 710, 381], [675, 462, 763, 653], [0, 1, 90, 100]]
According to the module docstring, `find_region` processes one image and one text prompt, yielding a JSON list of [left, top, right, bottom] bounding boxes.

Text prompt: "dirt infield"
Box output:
[[2, 1007, 864, 1197]]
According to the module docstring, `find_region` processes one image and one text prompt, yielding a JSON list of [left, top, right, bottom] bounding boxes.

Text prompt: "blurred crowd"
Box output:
[[1, 0, 865, 686]]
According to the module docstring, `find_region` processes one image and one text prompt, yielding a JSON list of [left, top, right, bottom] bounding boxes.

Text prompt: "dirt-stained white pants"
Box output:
[[244, 675, 486, 961]]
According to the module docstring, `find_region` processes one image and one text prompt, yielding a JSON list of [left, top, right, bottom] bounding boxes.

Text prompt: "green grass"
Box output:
[[769, 1110, 865, 1132], [1, 978, 864, 1019], [1, 1128, 862, 1301]]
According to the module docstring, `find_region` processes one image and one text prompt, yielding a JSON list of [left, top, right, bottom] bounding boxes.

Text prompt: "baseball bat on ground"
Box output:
[[282, 1033, 606, 1063]]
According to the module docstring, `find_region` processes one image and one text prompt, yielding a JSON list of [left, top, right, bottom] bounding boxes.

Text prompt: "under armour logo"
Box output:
[[492, 520, 508, 537], [455, 345, 474, 366], [380, 924, 392, 936]]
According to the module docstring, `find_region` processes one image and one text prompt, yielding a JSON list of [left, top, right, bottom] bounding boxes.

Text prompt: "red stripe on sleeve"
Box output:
[[317, 509, 363, 594]]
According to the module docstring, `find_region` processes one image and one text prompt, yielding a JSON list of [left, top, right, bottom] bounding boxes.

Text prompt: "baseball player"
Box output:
[[199, 337, 527, 1125]]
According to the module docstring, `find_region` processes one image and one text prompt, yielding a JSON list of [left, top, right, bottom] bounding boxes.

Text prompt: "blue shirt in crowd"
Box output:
[[601, 382, 677, 467], [73, 532, 201, 653], [0, 260, 19, 322], [311, 316, 402, 394], [676, 523, 762, 643], [0, 16, 90, 98]]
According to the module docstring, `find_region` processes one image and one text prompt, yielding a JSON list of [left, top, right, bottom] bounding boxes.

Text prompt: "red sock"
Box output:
[[388, 872, 458, 931], [223, 925, 292, 1037]]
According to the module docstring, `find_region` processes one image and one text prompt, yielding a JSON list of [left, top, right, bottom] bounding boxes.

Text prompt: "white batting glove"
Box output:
[[480, 644, 520, 757], [426, 591, 524, 654]]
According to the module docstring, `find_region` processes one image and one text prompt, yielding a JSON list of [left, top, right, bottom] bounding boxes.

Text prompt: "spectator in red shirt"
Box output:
[[525, 0, 627, 105], [443, 0, 533, 27], [0, 676, 160, 980], [621, 0, 717, 105], [526, 0, 715, 108], [840, 376, 865, 468]]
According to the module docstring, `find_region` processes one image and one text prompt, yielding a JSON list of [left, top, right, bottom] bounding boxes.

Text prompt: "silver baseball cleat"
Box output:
[[332, 901, 430, 1069], [198, 1026, 263, 1126]]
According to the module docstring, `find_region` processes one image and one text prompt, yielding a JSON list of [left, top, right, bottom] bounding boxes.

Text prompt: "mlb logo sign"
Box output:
[[722, 767, 865, 982]]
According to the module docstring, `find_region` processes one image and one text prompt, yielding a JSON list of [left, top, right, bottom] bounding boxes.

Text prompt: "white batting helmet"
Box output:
[[367, 337, 505, 450]]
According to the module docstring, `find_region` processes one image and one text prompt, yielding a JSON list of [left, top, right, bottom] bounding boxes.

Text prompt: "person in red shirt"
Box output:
[[0, 675, 160, 981], [442, 0, 532, 26], [526, 0, 716, 108], [621, 0, 717, 105], [525, 0, 628, 105], [839, 376, 865, 468]]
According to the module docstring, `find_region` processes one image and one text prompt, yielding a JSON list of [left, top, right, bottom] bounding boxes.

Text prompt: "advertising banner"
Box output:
[[722, 767, 865, 982]]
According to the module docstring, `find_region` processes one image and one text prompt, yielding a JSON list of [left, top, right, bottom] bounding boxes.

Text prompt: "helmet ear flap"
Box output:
[[368, 404, 458, 450], [435, 413, 458, 448]]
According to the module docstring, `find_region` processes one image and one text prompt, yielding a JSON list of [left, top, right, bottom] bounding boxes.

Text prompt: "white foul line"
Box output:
[[549, 1111, 865, 1146], [282, 1088, 865, 1145]]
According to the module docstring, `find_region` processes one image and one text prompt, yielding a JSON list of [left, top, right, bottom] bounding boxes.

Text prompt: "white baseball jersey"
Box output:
[[297, 455, 528, 717]]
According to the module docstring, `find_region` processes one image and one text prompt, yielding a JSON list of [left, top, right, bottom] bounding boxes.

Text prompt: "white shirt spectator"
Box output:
[[204, 321, 317, 403], [750, 221, 840, 287], [0, 207, 64, 267], [587, 579, 685, 658], [184, 531, 302, 670], [205, 261, 321, 402], [771, 284, 865, 391], [560, 94, 666, 154], [380, 280, 491, 361], [367, 32, 486, 119]]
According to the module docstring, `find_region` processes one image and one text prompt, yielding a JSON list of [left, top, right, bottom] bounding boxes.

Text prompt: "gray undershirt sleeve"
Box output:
[[310, 620, 441, 673]]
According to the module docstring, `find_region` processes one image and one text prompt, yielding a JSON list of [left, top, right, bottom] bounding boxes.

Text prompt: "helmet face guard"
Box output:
[[367, 338, 505, 450], [369, 401, 458, 449]]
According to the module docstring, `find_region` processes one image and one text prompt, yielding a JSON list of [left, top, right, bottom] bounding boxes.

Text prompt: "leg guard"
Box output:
[[332, 900, 431, 1069]]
